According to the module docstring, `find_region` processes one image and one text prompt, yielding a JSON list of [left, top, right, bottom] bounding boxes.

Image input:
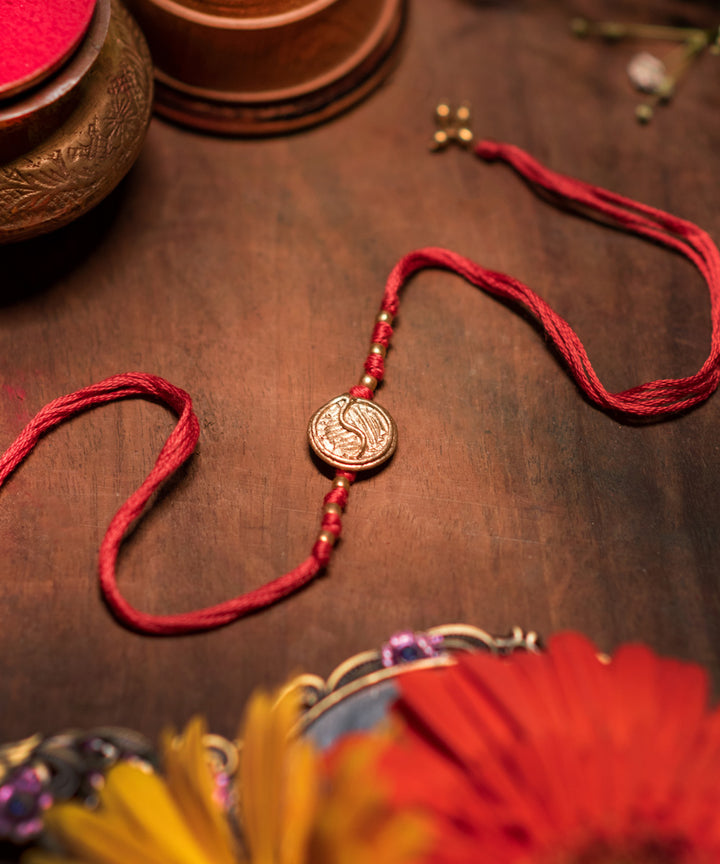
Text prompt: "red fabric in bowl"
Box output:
[[0, 0, 97, 97]]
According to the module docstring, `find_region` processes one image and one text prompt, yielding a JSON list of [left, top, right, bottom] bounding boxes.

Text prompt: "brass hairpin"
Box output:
[[571, 17, 720, 124]]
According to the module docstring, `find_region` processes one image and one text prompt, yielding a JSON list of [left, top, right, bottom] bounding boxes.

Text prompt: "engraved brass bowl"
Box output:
[[0, 0, 153, 244]]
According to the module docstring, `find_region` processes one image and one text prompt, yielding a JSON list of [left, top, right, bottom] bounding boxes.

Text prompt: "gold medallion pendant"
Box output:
[[308, 394, 397, 471]]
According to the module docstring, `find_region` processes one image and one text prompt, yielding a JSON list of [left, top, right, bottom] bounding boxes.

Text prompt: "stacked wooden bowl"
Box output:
[[123, 0, 406, 134]]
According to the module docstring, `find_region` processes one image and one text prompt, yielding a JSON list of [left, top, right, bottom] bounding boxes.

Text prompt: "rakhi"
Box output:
[[1, 135, 719, 635]]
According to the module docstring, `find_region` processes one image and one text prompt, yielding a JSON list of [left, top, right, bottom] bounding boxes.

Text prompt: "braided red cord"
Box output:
[[2, 142, 719, 634]]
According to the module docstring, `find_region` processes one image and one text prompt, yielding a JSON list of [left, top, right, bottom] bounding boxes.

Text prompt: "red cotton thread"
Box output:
[[0, 373, 326, 635], [2, 142, 720, 634]]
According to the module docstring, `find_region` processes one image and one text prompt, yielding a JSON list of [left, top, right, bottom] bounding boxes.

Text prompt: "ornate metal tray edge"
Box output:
[[293, 624, 539, 725]]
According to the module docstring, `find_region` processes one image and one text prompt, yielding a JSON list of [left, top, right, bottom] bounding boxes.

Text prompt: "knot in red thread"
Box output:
[[321, 512, 342, 535], [372, 322, 392, 345], [474, 140, 501, 161], [364, 355, 384, 379], [349, 385, 374, 399], [324, 488, 348, 508], [312, 538, 334, 567]]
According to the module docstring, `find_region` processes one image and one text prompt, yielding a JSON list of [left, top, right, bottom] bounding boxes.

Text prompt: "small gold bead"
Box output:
[[360, 374, 378, 391], [458, 127, 474, 143], [369, 342, 387, 358], [376, 310, 394, 325], [456, 104, 471, 123], [317, 530, 336, 546], [435, 102, 451, 119], [570, 17, 589, 37], [433, 129, 449, 146], [333, 476, 350, 491], [635, 104, 654, 124], [324, 502, 342, 517]]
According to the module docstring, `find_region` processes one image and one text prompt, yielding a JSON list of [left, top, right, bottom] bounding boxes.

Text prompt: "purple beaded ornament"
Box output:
[[0, 766, 53, 842], [381, 630, 444, 667]]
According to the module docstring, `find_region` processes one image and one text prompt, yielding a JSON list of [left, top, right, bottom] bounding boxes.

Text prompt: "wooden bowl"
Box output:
[[123, 0, 406, 134], [0, 0, 153, 244]]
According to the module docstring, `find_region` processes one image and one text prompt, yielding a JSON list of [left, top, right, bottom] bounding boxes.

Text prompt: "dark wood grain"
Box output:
[[1, 0, 719, 744]]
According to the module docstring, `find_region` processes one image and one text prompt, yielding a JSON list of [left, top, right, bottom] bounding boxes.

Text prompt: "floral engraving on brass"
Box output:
[[0, 0, 153, 243], [308, 394, 397, 471]]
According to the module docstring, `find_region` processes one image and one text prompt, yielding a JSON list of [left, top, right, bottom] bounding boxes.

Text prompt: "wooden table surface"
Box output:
[[1, 0, 719, 744]]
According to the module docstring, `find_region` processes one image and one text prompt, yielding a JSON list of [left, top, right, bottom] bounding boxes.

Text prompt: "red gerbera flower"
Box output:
[[381, 632, 720, 864]]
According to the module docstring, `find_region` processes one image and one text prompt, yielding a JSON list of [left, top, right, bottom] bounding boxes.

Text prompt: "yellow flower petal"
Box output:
[[311, 737, 430, 864], [23, 852, 83, 864], [28, 688, 429, 864], [161, 717, 237, 864], [239, 687, 307, 864], [279, 738, 318, 864], [44, 761, 224, 864], [239, 689, 275, 862], [42, 797, 178, 864]]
